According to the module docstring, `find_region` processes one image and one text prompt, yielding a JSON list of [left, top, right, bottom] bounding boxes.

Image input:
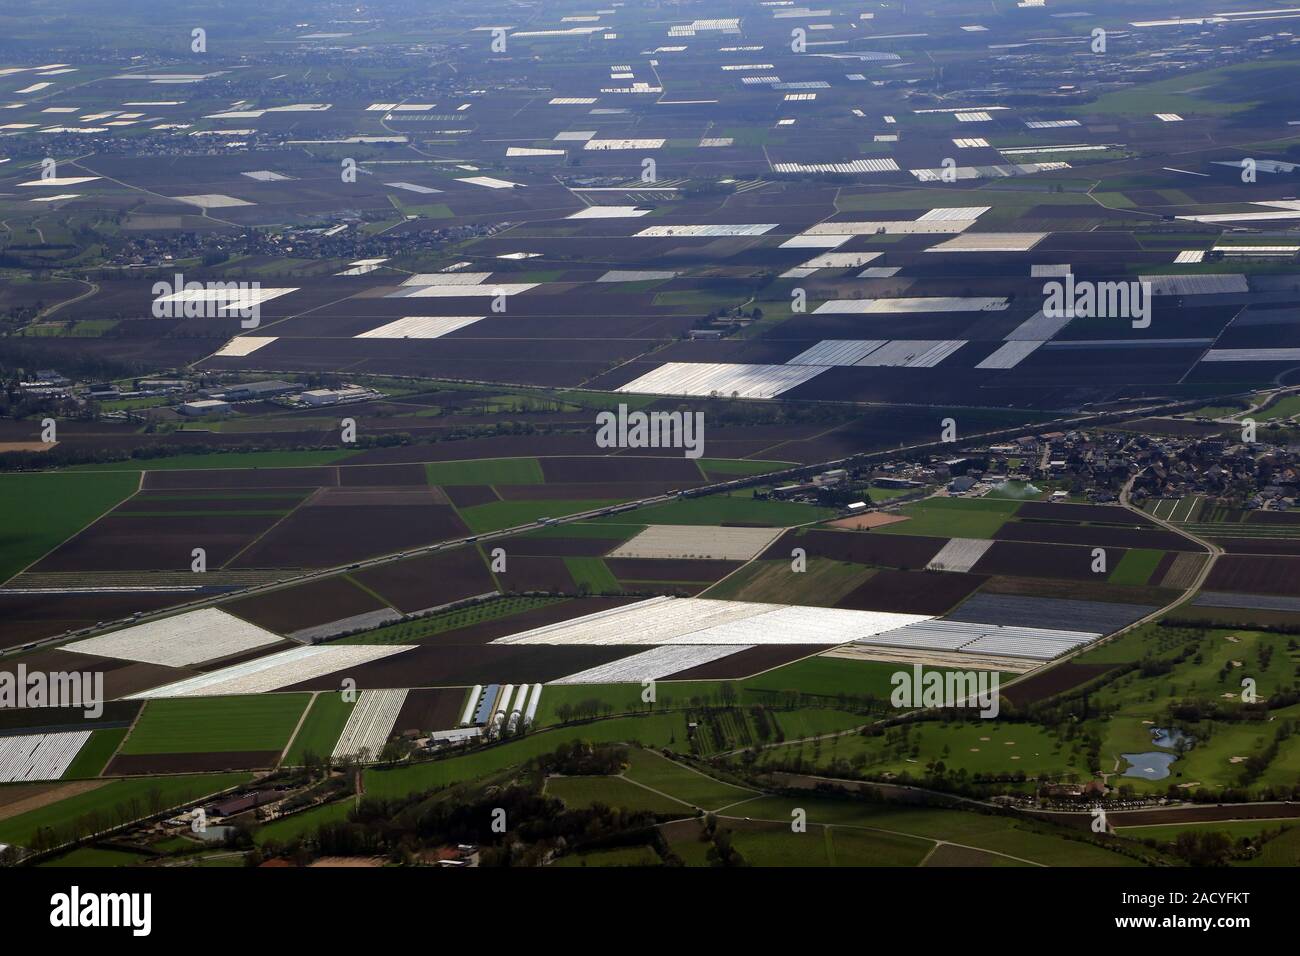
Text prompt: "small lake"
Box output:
[[1121, 752, 1179, 779]]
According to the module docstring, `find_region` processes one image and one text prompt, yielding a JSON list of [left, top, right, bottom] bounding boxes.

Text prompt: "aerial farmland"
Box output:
[[0, 0, 1295, 916]]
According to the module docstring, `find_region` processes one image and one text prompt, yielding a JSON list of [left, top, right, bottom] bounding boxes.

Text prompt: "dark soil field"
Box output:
[[351, 548, 497, 613], [496, 556, 576, 593], [494, 480, 700, 500], [0, 590, 205, 650], [1015, 502, 1156, 526], [605, 558, 741, 583], [835, 569, 986, 615], [1204, 555, 1300, 596], [229, 502, 467, 568], [443, 485, 501, 508], [971, 541, 1129, 582], [393, 688, 465, 735], [1212, 538, 1300, 555], [1002, 663, 1116, 706], [35, 514, 282, 572], [995, 521, 1198, 551], [540, 457, 704, 483], [280, 643, 645, 689], [0, 649, 195, 701], [226, 576, 388, 634], [761, 529, 947, 569], [495, 535, 621, 557]]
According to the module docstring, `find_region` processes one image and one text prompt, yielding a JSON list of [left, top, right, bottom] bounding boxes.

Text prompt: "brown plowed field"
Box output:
[[280, 643, 644, 689], [443, 485, 501, 508], [761, 529, 947, 569], [352, 548, 497, 614], [338, 463, 429, 486], [1002, 662, 1115, 706], [393, 688, 465, 735], [494, 535, 621, 557], [540, 457, 704, 483], [116, 493, 308, 513], [1213, 537, 1300, 555], [0, 591, 202, 650], [1015, 502, 1156, 526], [835, 569, 986, 615], [972, 541, 1128, 581], [995, 522, 1198, 552], [606, 558, 741, 582], [496, 555, 576, 593], [229, 503, 467, 568], [226, 576, 387, 633], [35, 514, 282, 572], [1204, 554, 1300, 596]]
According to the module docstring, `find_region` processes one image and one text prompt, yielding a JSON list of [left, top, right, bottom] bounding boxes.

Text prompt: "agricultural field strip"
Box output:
[[0, 731, 91, 783], [615, 362, 827, 400], [856, 619, 1100, 661], [607, 525, 783, 561], [926, 538, 994, 573], [331, 689, 408, 761], [491, 596, 932, 646], [1193, 591, 1300, 612], [550, 645, 750, 684], [127, 645, 412, 699], [62, 607, 283, 667]]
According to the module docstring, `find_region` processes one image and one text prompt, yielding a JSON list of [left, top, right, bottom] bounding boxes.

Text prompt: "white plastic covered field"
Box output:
[[551, 645, 751, 684], [331, 689, 408, 761], [65, 608, 284, 668], [493, 597, 932, 646], [0, 730, 91, 782], [607, 524, 782, 561], [128, 644, 413, 698]]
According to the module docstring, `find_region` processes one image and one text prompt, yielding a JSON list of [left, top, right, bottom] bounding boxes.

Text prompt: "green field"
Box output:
[[1108, 548, 1165, 586], [282, 693, 354, 764], [0, 472, 140, 582], [364, 713, 686, 798], [873, 497, 1022, 539], [696, 458, 797, 477], [544, 774, 688, 813], [551, 844, 661, 867], [37, 846, 150, 868], [424, 457, 544, 485], [63, 449, 356, 472], [122, 695, 310, 755], [563, 557, 621, 593], [62, 728, 128, 779], [253, 799, 354, 845], [622, 748, 756, 810], [0, 773, 252, 847]]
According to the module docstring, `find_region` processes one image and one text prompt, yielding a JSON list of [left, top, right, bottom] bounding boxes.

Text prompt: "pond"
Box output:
[[1121, 751, 1180, 779]]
